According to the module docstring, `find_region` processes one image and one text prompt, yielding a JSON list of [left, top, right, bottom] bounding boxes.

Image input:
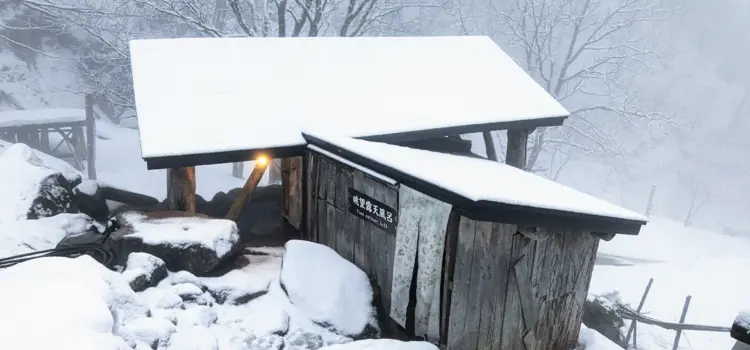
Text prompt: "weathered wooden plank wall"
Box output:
[[281, 156, 303, 230], [305, 150, 399, 312], [446, 217, 599, 350]]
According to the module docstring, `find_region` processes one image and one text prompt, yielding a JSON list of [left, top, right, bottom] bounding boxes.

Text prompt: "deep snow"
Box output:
[[0, 120, 745, 349]]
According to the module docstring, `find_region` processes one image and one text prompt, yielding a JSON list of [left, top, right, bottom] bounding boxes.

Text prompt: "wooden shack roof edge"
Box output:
[[303, 132, 645, 236], [142, 116, 564, 170]]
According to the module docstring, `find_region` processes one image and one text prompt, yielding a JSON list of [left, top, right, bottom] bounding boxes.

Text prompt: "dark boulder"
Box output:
[[582, 294, 626, 347], [72, 179, 110, 222], [105, 211, 243, 276], [121, 252, 168, 292]]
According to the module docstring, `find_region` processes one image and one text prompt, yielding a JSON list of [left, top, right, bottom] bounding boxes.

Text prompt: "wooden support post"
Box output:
[[85, 94, 97, 180], [506, 128, 532, 169], [482, 131, 498, 161], [625, 278, 654, 346], [672, 295, 692, 350], [167, 167, 196, 213], [225, 160, 268, 222]]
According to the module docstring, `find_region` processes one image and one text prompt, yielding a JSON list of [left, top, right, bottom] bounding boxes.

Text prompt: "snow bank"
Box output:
[[0, 143, 64, 223], [0, 256, 141, 350], [577, 325, 623, 350], [281, 240, 378, 337], [320, 339, 438, 350], [0, 213, 94, 257]]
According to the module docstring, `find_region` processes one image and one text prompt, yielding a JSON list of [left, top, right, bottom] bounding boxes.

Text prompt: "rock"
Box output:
[[122, 253, 168, 292], [1, 214, 96, 257], [280, 240, 380, 339], [582, 294, 626, 347], [73, 179, 110, 222], [173, 282, 204, 301], [0, 143, 81, 223], [27, 173, 79, 219], [167, 270, 207, 290], [56, 225, 105, 248], [285, 330, 325, 350], [105, 211, 243, 276], [117, 316, 177, 349]]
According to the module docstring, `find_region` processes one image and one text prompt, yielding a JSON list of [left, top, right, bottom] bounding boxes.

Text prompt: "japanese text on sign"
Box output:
[[348, 188, 397, 235]]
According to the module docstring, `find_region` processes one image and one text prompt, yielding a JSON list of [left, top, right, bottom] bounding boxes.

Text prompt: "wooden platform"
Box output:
[[0, 96, 97, 179]]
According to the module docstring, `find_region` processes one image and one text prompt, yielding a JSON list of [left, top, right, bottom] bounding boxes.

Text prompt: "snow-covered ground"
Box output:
[[0, 119, 746, 349], [593, 218, 750, 349]]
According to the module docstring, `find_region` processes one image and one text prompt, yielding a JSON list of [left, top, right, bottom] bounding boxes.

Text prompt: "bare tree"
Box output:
[[682, 174, 709, 227], [9, 0, 426, 117], [451, 0, 680, 174]]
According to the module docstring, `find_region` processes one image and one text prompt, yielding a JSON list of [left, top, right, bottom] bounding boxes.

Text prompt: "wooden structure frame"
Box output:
[[0, 94, 97, 179], [128, 35, 649, 349], [293, 134, 645, 349]]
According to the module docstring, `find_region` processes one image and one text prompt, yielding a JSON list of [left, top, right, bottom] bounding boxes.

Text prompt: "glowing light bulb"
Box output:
[[256, 155, 269, 166]]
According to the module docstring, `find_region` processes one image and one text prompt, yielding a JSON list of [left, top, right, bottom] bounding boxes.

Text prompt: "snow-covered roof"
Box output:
[[304, 132, 647, 234], [0, 109, 86, 128], [129, 36, 569, 168]]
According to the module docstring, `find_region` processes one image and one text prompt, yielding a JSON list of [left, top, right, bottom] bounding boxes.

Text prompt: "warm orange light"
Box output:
[[256, 155, 269, 167]]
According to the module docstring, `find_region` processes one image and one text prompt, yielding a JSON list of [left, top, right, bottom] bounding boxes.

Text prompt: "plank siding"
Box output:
[[447, 217, 599, 350], [306, 150, 399, 316]]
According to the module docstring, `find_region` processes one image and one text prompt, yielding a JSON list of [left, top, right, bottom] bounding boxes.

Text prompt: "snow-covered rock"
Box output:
[[582, 294, 625, 347], [319, 339, 438, 350], [118, 316, 177, 348], [107, 211, 242, 276], [280, 240, 379, 339], [0, 213, 96, 257], [122, 252, 168, 292], [0, 143, 81, 223], [73, 179, 110, 222], [732, 310, 750, 345]]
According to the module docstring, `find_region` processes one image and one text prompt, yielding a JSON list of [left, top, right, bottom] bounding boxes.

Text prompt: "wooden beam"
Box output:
[[85, 94, 97, 180], [505, 128, 532, 169], [167, 167, 196, 213], [225, 160, 268, 221]]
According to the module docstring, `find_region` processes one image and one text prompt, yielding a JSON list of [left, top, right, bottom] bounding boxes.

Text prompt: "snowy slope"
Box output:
[[591, 218, 750, 349]]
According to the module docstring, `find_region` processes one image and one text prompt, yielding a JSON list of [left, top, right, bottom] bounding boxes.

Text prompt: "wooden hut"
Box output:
[[129, 36, 648, 349]]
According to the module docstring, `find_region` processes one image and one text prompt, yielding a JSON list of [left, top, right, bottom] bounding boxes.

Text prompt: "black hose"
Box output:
[[0, 217, 120, 270]]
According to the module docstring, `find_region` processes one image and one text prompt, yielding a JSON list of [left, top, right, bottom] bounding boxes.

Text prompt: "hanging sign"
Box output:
[[348, 188, 398, 235]]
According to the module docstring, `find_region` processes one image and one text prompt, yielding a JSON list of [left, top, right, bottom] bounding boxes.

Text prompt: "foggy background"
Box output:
[[1, 0, 748, 235]]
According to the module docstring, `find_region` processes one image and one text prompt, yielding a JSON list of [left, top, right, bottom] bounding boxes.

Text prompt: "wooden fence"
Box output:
[[615, 278, 730, 349]]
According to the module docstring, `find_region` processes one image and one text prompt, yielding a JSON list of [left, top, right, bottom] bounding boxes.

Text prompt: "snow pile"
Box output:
[[577, 325, 624, 350], [280, 240, 379, 338], [0, 213, 95, 257], [0, 255, 143, 350], [0, 143, 72, 223], [320, 339, 438, 350]]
